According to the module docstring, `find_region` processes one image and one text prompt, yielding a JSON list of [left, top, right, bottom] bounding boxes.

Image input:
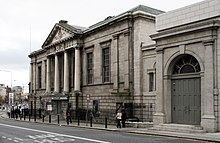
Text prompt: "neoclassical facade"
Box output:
[[148, 0, 220, 132], [29, 0, 220, 132], [29, 5, 163, 123]]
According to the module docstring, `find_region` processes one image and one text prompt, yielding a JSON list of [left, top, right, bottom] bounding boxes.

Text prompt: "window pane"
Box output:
[[102, 48, 110, 82], [87, 52, 93, 84], [149, 73, 154, 92]]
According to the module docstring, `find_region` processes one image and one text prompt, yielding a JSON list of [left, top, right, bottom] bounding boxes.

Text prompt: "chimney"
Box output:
[[59, 20, 68, 24]]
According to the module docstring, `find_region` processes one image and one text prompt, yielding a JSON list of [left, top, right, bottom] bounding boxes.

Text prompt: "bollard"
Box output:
[[34, 114, 36, 122], [105, 117, 107, 128], [39, 109, 41, 119], [29, 114, 31, 121], [78, 115, 80, 126], [57, 114, 60, 125], [42, 115, 45, 123], [90, 117, 93, 127], [49, 114, 51, 123]]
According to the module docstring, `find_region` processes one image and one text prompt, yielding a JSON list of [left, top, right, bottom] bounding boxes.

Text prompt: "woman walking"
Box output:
[[115, 110, 122, 128]]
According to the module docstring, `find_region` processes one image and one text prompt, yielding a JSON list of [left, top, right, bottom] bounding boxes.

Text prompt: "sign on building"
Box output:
[[9, 93, 14, 104]]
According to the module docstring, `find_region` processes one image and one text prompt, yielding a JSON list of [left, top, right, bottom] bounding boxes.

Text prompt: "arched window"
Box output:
[[172, 55, 200, 74]]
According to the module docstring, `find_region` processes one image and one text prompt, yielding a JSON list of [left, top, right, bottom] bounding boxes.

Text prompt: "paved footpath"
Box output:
[[1, 112, 220, 143]]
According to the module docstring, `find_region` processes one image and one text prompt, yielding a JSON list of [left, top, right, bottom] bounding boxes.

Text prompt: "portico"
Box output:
[[45, 45, 81, 94]]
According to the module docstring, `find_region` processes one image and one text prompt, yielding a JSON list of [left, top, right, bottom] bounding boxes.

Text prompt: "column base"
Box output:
[[201, 115, 217, 132], [153, 112, 165, 125]]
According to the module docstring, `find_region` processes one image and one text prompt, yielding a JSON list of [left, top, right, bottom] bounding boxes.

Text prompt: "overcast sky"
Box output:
[[0, 0, 204, 92]]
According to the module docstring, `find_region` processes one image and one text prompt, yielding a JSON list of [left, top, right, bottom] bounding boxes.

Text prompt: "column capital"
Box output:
[[123, 30, 130, 37], [203, 39, 215, 46], [112, 34, 119, 40], [156, 49, 164, 54]]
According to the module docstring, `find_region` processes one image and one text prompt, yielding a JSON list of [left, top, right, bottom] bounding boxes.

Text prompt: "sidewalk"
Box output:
[[1, 112, 220, 143]]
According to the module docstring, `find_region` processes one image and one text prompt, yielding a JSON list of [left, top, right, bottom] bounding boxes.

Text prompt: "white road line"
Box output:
[[14, 137, 24, 141], [0, 123, 111, 143]]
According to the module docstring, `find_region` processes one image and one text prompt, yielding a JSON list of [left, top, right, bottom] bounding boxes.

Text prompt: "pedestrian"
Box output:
[[121, 109, 126, 128], [115, 110, 122, 128], [66, 108, 72, 125]]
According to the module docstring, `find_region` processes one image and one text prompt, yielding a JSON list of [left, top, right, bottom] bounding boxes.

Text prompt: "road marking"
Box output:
[[0, 123, 111, 143], [14, 137, 24, 141], [7, 138, 12, 140]]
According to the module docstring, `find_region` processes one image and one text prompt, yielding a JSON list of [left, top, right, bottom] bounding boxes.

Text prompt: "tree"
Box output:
[[0, 95, 3, 105]]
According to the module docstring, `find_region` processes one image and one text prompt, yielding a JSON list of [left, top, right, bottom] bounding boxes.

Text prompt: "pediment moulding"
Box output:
[[42, 20, 83, 49]]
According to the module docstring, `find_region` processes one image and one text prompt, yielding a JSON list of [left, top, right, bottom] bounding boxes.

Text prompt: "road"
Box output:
[[0, 113, 208, 143]]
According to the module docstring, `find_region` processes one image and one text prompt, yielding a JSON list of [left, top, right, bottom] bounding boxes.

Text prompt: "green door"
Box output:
[[171, 78, 201, 125]]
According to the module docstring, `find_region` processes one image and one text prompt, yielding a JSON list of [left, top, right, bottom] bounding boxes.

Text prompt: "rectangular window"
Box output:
[[87, 52, 93, 84], [102, 48, 110, 82], [149, 72, 154, 92], [38, 65, 42, 89]]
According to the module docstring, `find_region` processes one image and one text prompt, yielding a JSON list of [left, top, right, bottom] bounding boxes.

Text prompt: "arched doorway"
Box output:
[[171, 54, 201, 125]]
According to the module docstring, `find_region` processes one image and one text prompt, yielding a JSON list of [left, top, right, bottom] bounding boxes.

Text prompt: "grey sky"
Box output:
[[0, 0, 204, 90]]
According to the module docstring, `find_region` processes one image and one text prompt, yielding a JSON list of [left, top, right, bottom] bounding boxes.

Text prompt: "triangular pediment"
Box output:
[[51, 28, 72, 43], [42, 21, 81, 48]]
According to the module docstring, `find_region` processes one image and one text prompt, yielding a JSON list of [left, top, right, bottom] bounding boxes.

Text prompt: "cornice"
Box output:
[[43, 35, 75, 49], [29, 48, 46, 58], [151, 20, 220, 40]]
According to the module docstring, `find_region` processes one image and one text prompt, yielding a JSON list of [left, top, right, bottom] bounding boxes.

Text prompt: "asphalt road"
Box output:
[[0, 114, 209, 143]]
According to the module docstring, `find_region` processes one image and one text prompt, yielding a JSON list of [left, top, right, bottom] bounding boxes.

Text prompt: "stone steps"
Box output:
[[150, 124, 206, 133]]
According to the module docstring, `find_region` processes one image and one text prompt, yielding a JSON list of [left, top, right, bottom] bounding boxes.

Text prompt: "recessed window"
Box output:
[[87, 52, 93, 84], [38, 65, 42, 89], [149, 72, 154, 92], [102, 48, 110, 82]]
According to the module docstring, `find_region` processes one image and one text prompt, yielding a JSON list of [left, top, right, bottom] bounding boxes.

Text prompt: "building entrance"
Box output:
[[171, 78, 201, 125], [171, 54, 201, 125]]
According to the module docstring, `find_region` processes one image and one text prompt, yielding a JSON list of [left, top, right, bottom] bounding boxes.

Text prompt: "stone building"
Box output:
[[29, 0, 220, 133], [148, 0, 220, 132], [0, 84, 6, 99], [29, 5, 164, 123]]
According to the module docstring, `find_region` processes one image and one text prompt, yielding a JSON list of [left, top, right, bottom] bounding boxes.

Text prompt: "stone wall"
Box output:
[[156, 0, 220, 31]]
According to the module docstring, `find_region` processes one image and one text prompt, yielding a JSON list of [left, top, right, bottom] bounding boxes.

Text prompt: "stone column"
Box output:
[[30, 63, 34, 93], [154, 50, 165, 125], [42, 60, 46, 89], [46, 57, 51, 92], [124, 31, 130, 90], [64, 51, 69, 92], [112, 34, 119, 90], [202, 40, 216, 132], [54, 54, 60, 93], [74, 47, 80, 91]]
